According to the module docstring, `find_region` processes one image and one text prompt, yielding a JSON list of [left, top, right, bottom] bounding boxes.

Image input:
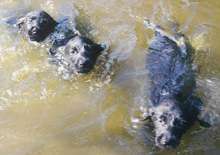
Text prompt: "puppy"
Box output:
[[49, 36, 105, 79], [144, 20, 204, 149], [17, 10, 105, 79], [17, 11, 57, 42]]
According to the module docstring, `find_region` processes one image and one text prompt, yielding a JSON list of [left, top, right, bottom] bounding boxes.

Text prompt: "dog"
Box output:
[[16, 10, 105, 79], [17, 11, 57, 42], [143, 20, 206, 149]]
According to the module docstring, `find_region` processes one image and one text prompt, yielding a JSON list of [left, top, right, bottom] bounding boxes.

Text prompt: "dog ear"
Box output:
[[141, 108, 153, 122], [90, 43, 109, 56], [197, 112, 212, 128], [16, 17, 26, 29], [187, 96, 211, 127], [197, 117, 211, 128]]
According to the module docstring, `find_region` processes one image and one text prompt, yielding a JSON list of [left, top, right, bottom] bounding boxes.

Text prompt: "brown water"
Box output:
[[0, 0, 220, 155]]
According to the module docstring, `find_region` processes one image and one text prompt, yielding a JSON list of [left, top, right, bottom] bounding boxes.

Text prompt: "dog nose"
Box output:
[[75, 58, 92, 73], [78, 58, 90, 67], [30, 27, 38, 34], [78, 59, 85, 67], [156, 134, 179, 149]]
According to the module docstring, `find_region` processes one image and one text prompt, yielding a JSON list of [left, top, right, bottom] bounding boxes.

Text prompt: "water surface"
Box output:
[[0, 0, 220, 155]]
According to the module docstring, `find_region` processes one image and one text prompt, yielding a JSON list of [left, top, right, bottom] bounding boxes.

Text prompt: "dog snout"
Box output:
[[156, 133, 179, 149], [78, 59, 85, 67], [79, 59, 91, 67], [74, 58, 92, 73], [30, 27, 38, 34]]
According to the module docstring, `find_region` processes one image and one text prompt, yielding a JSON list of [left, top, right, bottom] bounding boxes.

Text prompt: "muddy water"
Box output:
[[0, 0, 220, 155]]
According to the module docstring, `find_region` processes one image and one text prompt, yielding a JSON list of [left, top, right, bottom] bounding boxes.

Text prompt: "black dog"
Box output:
[[16, 10, 105, 79], [17, 11, 57, 42], [144, 20, 205, 149]]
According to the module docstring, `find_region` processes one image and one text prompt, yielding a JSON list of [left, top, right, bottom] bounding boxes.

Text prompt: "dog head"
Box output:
[[17, 10, 57, 42], [148, 99, 188, 149], [50, 36, 105, 75]]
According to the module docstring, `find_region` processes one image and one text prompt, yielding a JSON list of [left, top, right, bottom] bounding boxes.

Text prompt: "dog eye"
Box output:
[[30, 17, 37, 21], [41, 18, 48, 24], [71, 47, 78, 54], [84, 45, 91, 50], [160, 115, 167, 123]]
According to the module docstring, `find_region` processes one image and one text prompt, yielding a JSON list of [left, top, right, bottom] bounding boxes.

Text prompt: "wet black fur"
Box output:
[[17, 10, 104, 75], [17, 11, 57, 42], [146, 32, 202, 148]]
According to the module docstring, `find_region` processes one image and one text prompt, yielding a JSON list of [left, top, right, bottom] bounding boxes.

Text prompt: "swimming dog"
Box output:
[[16, 10, 105, 79], [144, 20, 205, 149]]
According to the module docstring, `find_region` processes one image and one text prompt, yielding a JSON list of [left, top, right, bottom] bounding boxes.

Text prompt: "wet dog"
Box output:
[[16, 10, 105, 79], [17, 11, 57, 42], [144, 20, 204, 149]]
